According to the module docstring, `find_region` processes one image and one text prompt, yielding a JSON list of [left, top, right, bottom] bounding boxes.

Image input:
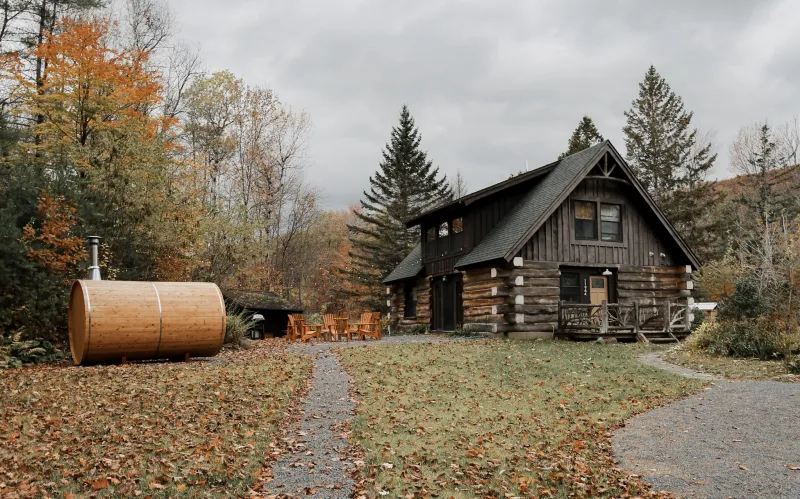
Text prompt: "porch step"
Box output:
[[648, 337, 679, 344]]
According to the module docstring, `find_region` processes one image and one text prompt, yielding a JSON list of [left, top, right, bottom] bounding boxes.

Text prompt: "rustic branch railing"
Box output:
[[558, 300, 691, 336]]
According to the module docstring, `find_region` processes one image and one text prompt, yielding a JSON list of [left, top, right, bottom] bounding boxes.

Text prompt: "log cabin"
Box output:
[[383, 141, 700, 341]]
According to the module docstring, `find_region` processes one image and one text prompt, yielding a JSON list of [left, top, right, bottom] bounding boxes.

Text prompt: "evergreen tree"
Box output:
[[558, 116, 604, 160], [623, 65, 719, 260], [346, 105, 452, 310]]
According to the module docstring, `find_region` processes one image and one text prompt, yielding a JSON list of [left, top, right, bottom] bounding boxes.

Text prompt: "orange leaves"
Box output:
[[21, 16, 165, 150], [20, 191, 84, 276], [0, 340, 311, 497]]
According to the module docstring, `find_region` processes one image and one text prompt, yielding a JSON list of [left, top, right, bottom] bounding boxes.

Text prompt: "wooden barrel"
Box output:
[[68, 280, 226, 365]]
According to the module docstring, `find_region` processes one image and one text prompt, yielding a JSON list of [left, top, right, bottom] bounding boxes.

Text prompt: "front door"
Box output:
[[589, 276, 608, 305], [560, 268, 615, 304], [432, 274, 463, 331]]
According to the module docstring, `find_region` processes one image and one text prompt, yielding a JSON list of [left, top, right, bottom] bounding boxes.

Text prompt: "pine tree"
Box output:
[[558, 116, 604, 160], [346, 105, 452, 309], [623, 65, 719, 260]]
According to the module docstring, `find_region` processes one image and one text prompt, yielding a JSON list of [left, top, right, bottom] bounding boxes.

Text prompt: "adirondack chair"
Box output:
[[291, 313, 316, 343], [333, 317, 350, 342], [286, 315, 297, 342], [357, 312, 382, 341], [322, 314, 337, 341], [344, 312, 369, 341]]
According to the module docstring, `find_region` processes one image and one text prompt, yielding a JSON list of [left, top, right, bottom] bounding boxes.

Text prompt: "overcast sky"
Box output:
[[169, 0, 799, 211]]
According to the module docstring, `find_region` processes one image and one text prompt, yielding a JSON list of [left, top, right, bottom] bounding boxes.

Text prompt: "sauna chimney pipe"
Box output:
[[86, 236, 101, 280]]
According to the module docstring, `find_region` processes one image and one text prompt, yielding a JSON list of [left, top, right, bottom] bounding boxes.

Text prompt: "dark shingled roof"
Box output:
[[456, 142, 607, 268], [382, 244, 423, 284], [222, 289, 304, 313]]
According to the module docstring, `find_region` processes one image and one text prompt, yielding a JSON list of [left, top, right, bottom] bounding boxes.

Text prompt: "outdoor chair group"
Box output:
[[285, 312, 382, 342]]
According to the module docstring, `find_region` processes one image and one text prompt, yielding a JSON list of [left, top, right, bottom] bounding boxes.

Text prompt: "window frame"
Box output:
[[570, 198, 627, 247], [422, 217, 467, 260], [600, 203, 623, 243], [403, 281, 417, 318]]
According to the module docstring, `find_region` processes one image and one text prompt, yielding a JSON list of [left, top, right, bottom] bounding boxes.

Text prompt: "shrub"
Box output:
[[785, 354, 800, 374], [390, 323, 429, 335], [225, 312, 254, 346], [687, 319, 782, 360], [0, 333, 65, 368], [717, 273, 767, 321]]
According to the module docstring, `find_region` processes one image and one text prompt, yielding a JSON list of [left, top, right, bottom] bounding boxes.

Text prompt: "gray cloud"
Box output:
[[170, 0, 800, 210]]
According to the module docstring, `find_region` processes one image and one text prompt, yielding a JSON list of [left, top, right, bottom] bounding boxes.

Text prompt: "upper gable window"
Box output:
[[600, 203, 622, 242], [574, 201, 597, 240], [438, 222, 449, 238], [452, 218, 463, 234], [451, 218, 464, 252]]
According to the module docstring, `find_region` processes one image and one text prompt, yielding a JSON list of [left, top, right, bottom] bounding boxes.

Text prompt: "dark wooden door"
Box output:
[[432, 274, 463, 331]]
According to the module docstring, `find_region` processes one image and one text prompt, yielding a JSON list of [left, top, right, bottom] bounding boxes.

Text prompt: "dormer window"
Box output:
[[424, 227, 436, 259], [451, 218, 464, 252], [438, 222, 450, 255], [422, 218, 466, 259]]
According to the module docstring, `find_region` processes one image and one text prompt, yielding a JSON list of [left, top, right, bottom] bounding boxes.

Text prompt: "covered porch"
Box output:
[[556, 300, 693, 343]]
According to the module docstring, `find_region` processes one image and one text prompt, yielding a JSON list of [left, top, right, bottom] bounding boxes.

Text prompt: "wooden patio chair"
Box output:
[[344, 313, 368, 341], [357, 312, 382, 341], [322, 313, 337, 341], [286, 315, 298, 342], [333, 317, 350, 342], [292, 313, 316, 343]]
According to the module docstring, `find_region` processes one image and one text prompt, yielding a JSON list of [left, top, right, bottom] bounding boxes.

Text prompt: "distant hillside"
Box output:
[[710, 164, 800, 197]]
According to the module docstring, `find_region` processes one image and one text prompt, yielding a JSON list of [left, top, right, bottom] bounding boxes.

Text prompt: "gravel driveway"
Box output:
[[614, 357, 800, 498], [263, 334, 465, 498]]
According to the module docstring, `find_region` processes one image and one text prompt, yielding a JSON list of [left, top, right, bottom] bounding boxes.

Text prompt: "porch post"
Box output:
[[633, 301, 640, 336], [600, 300, 608, 335], [664, 301, 671, 333], [684, 302, 691, 331]]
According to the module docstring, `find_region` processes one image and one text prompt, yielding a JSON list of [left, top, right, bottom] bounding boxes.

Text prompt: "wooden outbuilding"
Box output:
[[222, 289, 303, 338], [384, 141, 700, 342]]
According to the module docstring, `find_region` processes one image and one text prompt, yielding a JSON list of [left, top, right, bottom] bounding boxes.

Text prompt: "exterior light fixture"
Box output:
[[602, 269, 613, 276]]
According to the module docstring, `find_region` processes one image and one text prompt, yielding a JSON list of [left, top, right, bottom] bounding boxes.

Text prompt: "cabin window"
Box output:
[[574, 201, 597, 240], [600, 203, 622, 242], [424, 227, 437, 259], [404, 282, 417, 318], [437, 222, 450, 256], [451, 218, 464, 251], [560, 273, 581, 302]]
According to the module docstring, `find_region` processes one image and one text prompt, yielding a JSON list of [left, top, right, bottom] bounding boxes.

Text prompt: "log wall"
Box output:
[[387, 276, 430, 327], [616, 265, 694, 308], [462, 259, 561, 339]]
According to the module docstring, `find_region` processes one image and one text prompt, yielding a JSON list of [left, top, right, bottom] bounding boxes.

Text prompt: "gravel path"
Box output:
[[264, 335, 465, 498], [638, 352, 723, 381], [614, 356, 800, 498]]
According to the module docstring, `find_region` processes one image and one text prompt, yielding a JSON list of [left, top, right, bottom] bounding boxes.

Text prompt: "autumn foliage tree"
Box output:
[[20, 191, 84, 276]]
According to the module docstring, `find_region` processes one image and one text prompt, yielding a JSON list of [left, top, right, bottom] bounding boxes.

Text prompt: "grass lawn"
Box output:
[[663, 347, 794, 381], [0, 339, 310, 498], [339, 339, 703, 498]]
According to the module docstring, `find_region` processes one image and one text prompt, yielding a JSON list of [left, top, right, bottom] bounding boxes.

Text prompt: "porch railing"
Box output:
[[557, 300, 692, 336]]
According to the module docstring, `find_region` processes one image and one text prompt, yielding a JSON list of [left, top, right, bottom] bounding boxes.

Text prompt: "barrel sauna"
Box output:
[[68, 280, 226, 365]]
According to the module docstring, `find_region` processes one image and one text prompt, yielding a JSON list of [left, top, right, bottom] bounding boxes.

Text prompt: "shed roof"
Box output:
[[382, 244, 423, 284], [222, 289, 304, 313]]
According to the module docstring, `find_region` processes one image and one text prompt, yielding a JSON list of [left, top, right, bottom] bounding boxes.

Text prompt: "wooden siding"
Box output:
[[463, 188, 526, 253], [517, 178, 685, 266]]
